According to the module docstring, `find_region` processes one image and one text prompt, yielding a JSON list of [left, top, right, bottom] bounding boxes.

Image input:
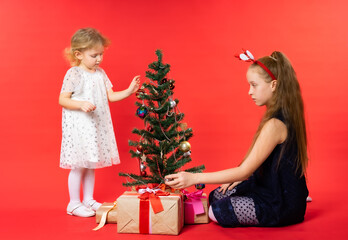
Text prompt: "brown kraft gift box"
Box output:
[[184, 193, 209, 224], [96, 202, 117, 224], [117, 191, 184, 235]]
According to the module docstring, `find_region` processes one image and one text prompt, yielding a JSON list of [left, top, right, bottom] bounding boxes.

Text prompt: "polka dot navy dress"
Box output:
[[60, 67, 120, 169], [209, 112, 309, 227]]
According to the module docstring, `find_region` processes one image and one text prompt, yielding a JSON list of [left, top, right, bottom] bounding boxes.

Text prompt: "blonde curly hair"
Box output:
[[64, 28, 110, 66]]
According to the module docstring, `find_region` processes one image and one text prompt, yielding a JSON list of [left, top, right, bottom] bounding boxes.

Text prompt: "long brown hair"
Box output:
[[246, 51, 308, 176]]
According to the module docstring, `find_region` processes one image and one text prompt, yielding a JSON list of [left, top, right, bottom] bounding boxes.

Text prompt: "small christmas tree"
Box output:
[[119, 50, 205, 187]]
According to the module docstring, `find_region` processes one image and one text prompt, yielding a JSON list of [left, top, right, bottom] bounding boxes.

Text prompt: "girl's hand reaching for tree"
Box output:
[[128, 75, 141, 94], [165, 172, 197, 189]]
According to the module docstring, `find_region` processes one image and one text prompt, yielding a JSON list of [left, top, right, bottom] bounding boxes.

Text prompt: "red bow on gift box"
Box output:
[[135, 185, 171, 234], [137, 186, 170, 214]]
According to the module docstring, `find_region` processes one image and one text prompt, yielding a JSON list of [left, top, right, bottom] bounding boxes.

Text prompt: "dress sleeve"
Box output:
[[101, 68, 113, 90], [60, 67, 81, 93]]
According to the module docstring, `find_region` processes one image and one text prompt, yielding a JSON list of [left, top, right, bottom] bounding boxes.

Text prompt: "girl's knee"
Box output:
[[209, 187, 220, 204]]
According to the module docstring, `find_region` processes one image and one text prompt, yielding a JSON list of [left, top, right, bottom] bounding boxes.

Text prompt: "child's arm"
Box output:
[[107, 76, 140, 102], [165, 118, 287, 189], [59, 92, 96, 112]]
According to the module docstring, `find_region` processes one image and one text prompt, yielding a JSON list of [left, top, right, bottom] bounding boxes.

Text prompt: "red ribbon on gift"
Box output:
[[138, 190, 169, 213], [139, 198, 150, 234], [136, 186, 170, 234]]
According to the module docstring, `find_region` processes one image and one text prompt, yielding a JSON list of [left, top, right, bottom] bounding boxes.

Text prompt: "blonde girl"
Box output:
[[166, 50, 309, 227], [59, 28, 140, 217]]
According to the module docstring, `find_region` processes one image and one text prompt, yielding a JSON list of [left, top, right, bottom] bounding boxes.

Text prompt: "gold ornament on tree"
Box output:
[[179, 141, 191, 152]]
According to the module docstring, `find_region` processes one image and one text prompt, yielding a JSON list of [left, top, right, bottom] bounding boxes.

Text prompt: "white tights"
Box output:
[[68, 168, 96, 205]]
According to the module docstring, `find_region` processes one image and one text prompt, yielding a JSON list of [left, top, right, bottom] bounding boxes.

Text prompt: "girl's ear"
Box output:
[[271, 80, 277, 92], [74, 50, 83, 60]]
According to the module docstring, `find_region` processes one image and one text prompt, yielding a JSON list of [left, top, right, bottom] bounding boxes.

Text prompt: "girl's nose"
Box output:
[[248, 86, 253, 95]]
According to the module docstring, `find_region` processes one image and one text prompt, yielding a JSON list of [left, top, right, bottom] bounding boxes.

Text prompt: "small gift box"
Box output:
[[96, 202, 117, 223], [183, 190, 209, 224], [117, 188, 184, 235], [93, 202, 117, 231]]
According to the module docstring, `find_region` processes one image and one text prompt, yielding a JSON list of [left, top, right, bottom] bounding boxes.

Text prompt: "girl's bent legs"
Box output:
[[82, 168, 102, 211], [209, 186, 237, 204], [209, 186, 259, 227]]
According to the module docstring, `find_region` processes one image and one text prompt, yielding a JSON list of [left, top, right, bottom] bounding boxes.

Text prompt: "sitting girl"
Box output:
[[165, 50, 309, 227]]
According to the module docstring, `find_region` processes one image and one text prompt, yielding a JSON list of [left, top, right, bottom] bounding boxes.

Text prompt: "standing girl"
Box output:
[[165, 50, 309, 227], [59, 28, 140, 217]]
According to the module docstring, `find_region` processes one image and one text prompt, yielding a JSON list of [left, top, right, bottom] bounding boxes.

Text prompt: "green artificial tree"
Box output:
[[119, 50, 205, 187]]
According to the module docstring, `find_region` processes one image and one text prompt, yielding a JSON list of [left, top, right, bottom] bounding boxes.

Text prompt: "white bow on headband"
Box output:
[[236, 49, 255, 62], [235, 49, 276, 80]]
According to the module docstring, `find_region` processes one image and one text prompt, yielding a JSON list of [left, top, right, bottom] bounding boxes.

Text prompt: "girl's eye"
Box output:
[[91, 54, 102, 58]]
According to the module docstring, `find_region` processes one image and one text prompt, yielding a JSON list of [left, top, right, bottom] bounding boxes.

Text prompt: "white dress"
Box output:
[[60, 67, 120, 169]]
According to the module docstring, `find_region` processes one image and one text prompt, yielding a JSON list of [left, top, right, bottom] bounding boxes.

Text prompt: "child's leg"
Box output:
[[210, 196, 259, 227], [230, 196, 259, 225], [209, 186, 237, 205], [82, 169, 102, 211], [68, 168, 84, 205], [208, 206, 218, 222], [67, 168, 95, 217]]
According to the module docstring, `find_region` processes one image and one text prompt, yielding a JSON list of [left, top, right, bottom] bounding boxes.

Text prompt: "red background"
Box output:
[[1, 0, 347, 239]]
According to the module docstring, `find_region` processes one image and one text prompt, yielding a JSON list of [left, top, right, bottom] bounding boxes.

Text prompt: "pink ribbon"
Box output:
[[183, 190, 206, 215]]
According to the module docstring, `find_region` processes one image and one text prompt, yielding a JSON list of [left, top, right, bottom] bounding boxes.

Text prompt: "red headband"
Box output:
[[235, 49, 276, 80]]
